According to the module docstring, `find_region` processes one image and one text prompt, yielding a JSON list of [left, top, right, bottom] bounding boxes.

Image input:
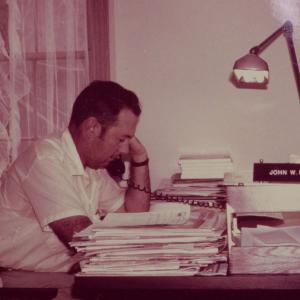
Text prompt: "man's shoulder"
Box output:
[[34, 132, 64, 161], [5, 133, 64, 179]]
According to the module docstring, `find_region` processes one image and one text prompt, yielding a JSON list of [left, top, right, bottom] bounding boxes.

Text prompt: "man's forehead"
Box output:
[[115, 109, 138, 126], [109, 110, 138, 137], [117, 108, 138, 121]]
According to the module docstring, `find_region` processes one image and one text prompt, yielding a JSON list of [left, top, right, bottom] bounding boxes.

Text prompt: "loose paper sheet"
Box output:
[[95, 201, 191, 227]]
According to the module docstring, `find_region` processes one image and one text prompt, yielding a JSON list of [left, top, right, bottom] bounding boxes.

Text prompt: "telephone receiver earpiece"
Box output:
[[106, 157, 126, 178]]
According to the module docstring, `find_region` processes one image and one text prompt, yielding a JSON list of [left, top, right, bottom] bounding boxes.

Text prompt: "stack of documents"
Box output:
[[70, 202, 228, 276], [152, 177, 227, 209], [178, 154, 233, 180]]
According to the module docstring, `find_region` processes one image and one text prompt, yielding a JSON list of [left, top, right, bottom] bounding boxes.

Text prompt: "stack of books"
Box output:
[[70, 202, 228, 277], [178, 154, 233, 180]]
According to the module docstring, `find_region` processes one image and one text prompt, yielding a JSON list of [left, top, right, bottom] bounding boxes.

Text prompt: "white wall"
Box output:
[[109, 0, 300, 189]]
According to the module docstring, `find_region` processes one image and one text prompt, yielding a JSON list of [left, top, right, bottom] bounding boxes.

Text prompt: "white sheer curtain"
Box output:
[[0, 0, 89, 176]]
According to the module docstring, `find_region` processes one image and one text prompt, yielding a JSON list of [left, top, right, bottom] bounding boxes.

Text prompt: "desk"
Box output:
[[1, 271, 300, 299], [0, 270, 74, 299], [74, 274, 300, 300]]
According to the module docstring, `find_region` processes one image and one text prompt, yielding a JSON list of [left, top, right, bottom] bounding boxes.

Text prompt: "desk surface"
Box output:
[[2, 271, 300, 299], [74, 275, 300, 300], [75, 274, 300, 290]]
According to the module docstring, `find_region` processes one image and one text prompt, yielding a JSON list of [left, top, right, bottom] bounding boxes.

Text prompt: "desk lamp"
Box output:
[[232, 20, 300, 101]]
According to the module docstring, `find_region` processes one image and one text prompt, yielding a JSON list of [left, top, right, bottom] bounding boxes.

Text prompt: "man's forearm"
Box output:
[[124, 158, 151, 212], [49, 215, 92, 250]]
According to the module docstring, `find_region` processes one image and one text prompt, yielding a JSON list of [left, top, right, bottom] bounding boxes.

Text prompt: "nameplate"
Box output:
[[253, 163, 300, 182]]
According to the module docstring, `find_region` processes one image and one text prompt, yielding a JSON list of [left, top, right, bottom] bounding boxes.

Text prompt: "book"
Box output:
[[171, 173, 224, 187], [178, 154, 233, 180], [178, 154, 232, 163]]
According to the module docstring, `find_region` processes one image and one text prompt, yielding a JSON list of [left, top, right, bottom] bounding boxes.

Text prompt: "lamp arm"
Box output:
[[284, 25, 300, 100], [249, 23, 286, 55], [249, 21, 300, 100]]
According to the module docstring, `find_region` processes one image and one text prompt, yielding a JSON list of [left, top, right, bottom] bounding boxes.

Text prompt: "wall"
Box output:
[[109, 0, 300, 189]]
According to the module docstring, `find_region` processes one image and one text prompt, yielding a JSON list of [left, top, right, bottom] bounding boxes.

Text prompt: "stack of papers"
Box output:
[[70, 202, 228, 276], [178, 154, 233, 180], [152, 178, 227, 209]]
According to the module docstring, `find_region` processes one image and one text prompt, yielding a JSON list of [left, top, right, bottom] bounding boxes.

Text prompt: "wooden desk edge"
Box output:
[[74, 274, 300, 290]]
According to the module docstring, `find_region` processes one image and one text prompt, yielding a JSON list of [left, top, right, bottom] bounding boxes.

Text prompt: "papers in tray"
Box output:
[[241, 225, 300, 247]]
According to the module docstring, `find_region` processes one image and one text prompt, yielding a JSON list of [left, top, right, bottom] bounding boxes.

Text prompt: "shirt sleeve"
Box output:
[[22, 156, 87, 229]]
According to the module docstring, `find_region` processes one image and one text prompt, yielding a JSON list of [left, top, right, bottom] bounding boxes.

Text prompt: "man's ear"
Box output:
[[81, 116, 102, 138]]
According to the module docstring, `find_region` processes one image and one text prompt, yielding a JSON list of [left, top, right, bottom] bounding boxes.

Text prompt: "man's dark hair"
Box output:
[[69, 80, 141, 128]]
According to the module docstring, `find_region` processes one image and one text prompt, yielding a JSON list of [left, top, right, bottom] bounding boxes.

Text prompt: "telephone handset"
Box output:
[[106, 158, 225, 209], [106, 157, 126, 179]]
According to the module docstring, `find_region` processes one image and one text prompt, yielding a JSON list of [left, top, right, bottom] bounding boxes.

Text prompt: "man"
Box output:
[[0, 81, 151, 272]]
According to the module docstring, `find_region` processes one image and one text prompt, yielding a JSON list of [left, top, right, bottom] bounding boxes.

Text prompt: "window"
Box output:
[[0, 0, 109, 176]]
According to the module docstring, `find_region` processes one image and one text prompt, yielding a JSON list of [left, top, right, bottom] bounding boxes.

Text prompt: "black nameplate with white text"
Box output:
[[253, 163, 300, 182]]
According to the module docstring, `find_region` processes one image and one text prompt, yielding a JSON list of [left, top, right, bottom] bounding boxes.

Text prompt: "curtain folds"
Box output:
[[0, 0, 90, 176]]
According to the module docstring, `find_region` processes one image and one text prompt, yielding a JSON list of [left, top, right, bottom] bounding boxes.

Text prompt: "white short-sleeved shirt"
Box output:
[[0, 129, 124, 272]]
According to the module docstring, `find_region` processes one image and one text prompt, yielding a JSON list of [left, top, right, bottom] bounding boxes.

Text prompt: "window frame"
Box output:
[[87, 0, 110, 81]]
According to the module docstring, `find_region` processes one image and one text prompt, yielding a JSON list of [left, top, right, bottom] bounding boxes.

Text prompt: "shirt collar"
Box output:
[[61, 129, 86, 176]]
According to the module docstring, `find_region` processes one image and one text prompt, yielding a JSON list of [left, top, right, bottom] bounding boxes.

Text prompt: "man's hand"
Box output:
[[121, 136, 151, 212], [129, 136, 148, 162]]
